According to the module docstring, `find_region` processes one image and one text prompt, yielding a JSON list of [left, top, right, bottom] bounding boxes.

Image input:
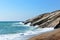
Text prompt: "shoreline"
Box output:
[[0, 28, 54, 40], [28, 28, 60, 40], [25, 28, 54, 40]]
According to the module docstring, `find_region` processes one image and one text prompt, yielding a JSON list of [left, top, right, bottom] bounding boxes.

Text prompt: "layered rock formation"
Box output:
[[29, 28, 60, 40], [24, 10, 60, 28]]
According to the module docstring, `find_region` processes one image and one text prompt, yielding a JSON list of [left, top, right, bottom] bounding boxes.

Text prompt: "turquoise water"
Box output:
[[0, 21, 34, 34], [0, 21, 54, 40]]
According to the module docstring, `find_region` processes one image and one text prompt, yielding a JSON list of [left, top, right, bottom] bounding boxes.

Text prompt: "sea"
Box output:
[[0, 21, 54, 40]]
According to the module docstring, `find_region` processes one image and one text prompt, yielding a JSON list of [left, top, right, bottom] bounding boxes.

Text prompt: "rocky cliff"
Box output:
[[29, 22, 60, 40], [24, 10, 60, 28]]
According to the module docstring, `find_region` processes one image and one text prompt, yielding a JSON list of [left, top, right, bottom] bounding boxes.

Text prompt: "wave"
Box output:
[[0, 21, 54, 40], [0, 27, 54, 40]]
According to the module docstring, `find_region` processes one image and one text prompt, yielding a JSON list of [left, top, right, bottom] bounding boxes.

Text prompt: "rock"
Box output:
[[28, 28, 60, 40], [54, 21, 60, 29], [24, 13, 51, 24], [24, 10, 60, 28]]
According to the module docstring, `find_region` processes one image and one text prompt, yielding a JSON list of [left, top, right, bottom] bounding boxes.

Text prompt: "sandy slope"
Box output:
[[29, 28, 60, 40]]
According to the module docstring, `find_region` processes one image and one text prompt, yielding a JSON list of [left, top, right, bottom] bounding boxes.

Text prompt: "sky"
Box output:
[[0, 0, 60, 21]]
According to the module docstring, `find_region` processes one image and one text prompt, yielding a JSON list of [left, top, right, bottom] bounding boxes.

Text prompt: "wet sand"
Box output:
[[29, 28, 60, 40]]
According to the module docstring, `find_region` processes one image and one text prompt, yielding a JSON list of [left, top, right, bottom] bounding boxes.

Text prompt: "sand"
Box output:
[[29, 28, 60, 40]]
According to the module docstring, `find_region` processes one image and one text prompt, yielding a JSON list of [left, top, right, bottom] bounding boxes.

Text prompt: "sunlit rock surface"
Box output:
[[24, 10, 60, 28]]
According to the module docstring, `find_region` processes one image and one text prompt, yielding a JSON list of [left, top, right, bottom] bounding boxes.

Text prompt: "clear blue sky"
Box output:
[[0, 0, 60, 21]]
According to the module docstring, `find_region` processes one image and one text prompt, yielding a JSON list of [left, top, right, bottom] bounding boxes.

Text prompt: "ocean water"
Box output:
[[0, 21, 54, 40]]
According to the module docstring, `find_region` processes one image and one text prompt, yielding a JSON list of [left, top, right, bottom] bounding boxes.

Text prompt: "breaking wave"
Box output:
[[0, 21, 54, 40]]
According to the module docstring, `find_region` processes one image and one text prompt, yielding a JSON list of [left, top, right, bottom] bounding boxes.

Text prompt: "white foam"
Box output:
[[24, 28, 54, 35], [19, 22, 24, 25], [19, 22, 31, 26], [0, 28, 54, 40], [0, 34, 20, 40], [25, 23, 31, 26], [35, 25, 38, 28], [18, 22, 31, 27]]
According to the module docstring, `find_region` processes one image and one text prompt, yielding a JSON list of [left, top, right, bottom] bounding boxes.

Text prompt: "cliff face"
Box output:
[[24, 10, 60, 28], [29, 28, 60, 40]]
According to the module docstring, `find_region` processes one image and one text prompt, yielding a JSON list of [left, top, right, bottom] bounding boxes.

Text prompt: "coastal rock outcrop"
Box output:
[[29, 28, 60, 40], [54, 21, 60, 29], [24, 10, 60, 28]]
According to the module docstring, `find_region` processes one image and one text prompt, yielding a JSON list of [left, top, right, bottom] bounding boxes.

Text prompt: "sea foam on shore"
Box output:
[[0, 21, 54, 40], [0, 28, 54, 40]]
